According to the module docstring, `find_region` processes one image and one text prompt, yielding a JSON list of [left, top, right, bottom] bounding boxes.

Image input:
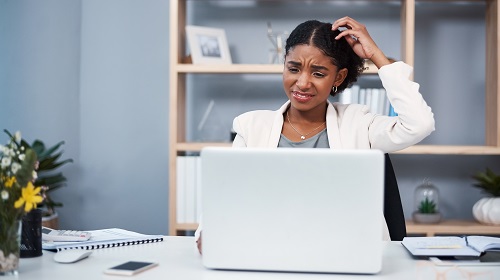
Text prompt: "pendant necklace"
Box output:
[[286, 110, 326, 140]]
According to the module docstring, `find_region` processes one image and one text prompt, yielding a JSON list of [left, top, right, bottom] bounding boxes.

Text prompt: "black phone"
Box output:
[[103, 261, 158, 276]]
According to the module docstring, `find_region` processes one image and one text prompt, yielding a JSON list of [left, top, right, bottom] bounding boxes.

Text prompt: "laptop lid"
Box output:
[[200, 147, 385, 274]]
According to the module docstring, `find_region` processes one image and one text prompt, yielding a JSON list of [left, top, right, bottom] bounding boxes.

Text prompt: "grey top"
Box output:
[[278, 129, 329, 148]]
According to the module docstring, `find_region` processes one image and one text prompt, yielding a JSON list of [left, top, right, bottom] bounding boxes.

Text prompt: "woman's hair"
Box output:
[[284, 20, 364, 96]]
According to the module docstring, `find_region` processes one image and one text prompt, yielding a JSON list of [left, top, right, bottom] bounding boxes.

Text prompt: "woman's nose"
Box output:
[[296, 73, 311, 90]]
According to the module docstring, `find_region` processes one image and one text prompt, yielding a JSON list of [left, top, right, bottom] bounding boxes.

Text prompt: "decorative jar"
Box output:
[[412, 179, 442, 224]]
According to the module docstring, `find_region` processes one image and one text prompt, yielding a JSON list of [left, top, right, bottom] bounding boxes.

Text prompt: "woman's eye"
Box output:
[[287, 68, 299, 73], [313, 72, 325, 78]]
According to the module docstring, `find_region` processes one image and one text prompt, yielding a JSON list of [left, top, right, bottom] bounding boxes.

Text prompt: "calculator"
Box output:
[[42, 227, 92, 242]]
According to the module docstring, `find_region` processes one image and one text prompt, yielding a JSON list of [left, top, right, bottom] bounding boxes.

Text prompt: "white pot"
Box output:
[[472, 197, 500, 225], [412, 212, 442, 224]]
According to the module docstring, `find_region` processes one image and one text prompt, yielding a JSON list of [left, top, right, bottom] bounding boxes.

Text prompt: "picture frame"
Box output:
[[185, 25, 232, 65]]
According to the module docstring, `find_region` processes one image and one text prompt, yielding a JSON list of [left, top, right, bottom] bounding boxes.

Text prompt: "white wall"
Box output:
[[0, 0, 170, 234]]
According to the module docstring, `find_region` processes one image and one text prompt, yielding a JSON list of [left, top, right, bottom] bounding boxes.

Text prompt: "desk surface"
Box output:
[[10, 236, 500, 280]]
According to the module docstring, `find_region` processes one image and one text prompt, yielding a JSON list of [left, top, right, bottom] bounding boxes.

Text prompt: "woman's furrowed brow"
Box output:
[[286, 61, 329, 71], [311, 64, 330, 71], [286, 61, 301, 67]]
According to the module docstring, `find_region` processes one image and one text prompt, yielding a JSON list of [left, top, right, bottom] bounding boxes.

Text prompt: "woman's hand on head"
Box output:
[[332, 16, 390, 68]]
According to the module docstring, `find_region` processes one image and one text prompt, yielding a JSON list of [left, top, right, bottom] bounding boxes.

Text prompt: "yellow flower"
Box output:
[[14, 182, 43, 212], [4, 176, 16, 188]]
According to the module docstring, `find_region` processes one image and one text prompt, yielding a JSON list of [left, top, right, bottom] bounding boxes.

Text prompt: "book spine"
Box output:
[[388, 104, 398, 116], [185, 156, 197, 223], [176, 156, 186, 223]]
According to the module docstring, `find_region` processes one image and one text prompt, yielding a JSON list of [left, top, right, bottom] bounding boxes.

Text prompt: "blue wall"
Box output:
[[0, 0, 170, 234]]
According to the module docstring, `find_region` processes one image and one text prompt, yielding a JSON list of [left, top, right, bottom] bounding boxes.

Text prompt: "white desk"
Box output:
[[9, 236, 500, 279]]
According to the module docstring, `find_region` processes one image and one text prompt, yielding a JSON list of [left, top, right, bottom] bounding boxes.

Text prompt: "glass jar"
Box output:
[[413, 179, 441, 223]]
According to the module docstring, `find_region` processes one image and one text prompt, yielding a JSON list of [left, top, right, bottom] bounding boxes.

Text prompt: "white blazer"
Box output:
[[232, 62, 435, 151]]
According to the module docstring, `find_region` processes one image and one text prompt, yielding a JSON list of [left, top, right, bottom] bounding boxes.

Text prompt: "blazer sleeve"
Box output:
[[368, 62, 435, 152]]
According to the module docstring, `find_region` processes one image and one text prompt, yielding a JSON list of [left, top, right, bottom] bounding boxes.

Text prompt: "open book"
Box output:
[[42, 228, 164, 252], [402, 236, 500, 257]]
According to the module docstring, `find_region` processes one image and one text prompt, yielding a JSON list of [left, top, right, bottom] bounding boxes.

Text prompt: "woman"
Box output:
[[196, 17, 434, 254]]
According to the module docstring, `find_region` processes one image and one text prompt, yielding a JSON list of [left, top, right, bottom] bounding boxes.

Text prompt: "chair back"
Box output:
[[384, 154, 407, 241]]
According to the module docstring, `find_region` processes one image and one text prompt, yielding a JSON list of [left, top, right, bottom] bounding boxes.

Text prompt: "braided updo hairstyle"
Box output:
[[284, 20, 364, 96]]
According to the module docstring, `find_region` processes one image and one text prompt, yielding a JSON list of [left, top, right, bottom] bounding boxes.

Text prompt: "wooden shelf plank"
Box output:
[[406, 220, 500, 237], [176, 64, 283, 74], [173, 223, 199, 232], [175, 220, 500, 237], [175, 143, 500, 155], [395, 145, 500, 155], [174, 62, 379, 75], [176, 142, 231, 152]]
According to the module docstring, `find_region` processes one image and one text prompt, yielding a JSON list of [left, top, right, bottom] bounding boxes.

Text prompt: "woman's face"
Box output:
[[283, 44, 345, 113]]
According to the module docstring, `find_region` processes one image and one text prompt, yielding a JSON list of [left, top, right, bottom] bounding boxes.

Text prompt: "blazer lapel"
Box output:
[[326, 101, 343, 149], [268, 101, 289, 147]]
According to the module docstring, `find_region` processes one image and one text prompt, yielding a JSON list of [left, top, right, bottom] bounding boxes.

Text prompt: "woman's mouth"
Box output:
[[292, 91, 314, 103]]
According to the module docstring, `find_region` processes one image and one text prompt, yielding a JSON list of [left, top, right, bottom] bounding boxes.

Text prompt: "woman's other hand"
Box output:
[[196, 232, 202, 255]]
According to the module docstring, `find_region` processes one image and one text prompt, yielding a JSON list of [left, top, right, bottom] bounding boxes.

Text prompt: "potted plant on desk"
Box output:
[[30, 139, 73, 229], [471, 168, 500, 225]]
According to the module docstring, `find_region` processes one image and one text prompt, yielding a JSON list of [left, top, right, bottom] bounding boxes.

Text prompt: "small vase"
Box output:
[[473, 197, 500, 225], [0, 219, 21, 276]]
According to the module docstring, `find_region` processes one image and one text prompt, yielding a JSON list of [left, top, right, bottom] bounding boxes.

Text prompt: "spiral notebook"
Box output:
[[402, 236, 500, 257], [42, 228, 164, 251]]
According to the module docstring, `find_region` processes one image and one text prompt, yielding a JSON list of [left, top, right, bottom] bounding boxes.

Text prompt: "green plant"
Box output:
[[472, 168, 500, 197], [417, 197, 437, 214], [30, 139, 73, 215]]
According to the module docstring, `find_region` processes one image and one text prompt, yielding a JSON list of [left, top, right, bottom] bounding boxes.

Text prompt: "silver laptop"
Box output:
[[200, 147, 385, 274]]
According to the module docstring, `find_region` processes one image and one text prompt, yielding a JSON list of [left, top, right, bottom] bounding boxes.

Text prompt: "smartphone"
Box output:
[[103, 261, 159, 276]]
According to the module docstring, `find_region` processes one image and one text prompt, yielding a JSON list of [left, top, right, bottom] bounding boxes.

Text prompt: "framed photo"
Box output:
[[185, 25, 232, 65]]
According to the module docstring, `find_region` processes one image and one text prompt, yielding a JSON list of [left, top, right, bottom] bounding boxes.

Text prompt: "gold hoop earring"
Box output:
[[332, 86, 338, 93]]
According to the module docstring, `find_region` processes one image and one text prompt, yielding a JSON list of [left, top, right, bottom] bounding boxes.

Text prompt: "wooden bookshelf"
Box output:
[[169, 0, 500, 236]]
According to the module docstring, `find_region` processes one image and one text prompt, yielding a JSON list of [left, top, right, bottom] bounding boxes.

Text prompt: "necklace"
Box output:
[[286, 110, 326, 140]]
